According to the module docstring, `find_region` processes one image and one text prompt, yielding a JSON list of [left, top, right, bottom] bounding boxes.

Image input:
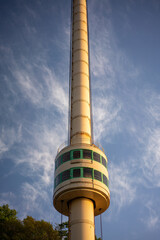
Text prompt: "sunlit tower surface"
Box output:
[[53, 0, 110, 239]]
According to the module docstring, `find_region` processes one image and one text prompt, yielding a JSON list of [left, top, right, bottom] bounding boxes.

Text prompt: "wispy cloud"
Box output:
[[0, 192, 16, 208], [20, 181, 60, 222], [146, 92, 160, 123], [88, 2, 160, 221], [89, 8, 116, 90], [93, 95, 121, 142], [12, 63, 68, 115], [0, 140, 8, 156], [16, 119, 67, 182], [0, 125, 22, 157], [106, 88, 160, 216], [141, 200, 160, 229], [142, 128, 160, 187], [128, 91, 160, 188], [0, 27, 68, 219], [21, 182, 49, 217], [109, 161, 136, 212]]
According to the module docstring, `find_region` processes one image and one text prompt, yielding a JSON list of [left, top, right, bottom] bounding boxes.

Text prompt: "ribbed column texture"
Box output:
[[70, 0, 91, 145]]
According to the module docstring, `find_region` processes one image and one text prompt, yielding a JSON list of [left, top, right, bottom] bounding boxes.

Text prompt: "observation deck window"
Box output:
[[83, 150, 92, 159], [54, 167, 109, 189], [62, 170, 70, 181], [55, 174, 61, 186], [94, 170, 102, 181], [55, 160, 58, 169], [73, 168, 81, 178], [103, 175, 108, 186], [62, 152, 70, 163], [83, 168, 92, 178], [57, 156, 61, 167], [73, 150, 80, 159], [93, 152, 100, 162], [102, 157, 107, 167]]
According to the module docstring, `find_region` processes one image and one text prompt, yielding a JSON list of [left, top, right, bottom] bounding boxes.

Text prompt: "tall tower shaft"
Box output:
[[53, 1, 110, 239], [70, 0, 91, 145]]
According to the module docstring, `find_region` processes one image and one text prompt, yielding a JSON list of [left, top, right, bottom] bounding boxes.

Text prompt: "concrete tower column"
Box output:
[[70, 0, 91, 145], [69, 198, 95, 240]]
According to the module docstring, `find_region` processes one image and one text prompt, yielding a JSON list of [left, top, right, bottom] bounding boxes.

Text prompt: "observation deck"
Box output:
[[53, 142, 110, 216]]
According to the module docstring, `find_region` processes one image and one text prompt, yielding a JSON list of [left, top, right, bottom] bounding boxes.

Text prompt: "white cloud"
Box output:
[[146, 92, 160, 122], [0, 44, 69, 219], [109, 162, 136, 212], [20, 182, 49, 219], [21, 182, 48, 208], [131, 91, 160, 188], [15, 118, 67, 183], [0, 122, 66, 220], [12, 63, 68, 115], [0, 192, 16, 209], [0, 125, 22, 157], [20, 181, 60, 222], [89, 9, 116, 90], [0, 140, 8, 156], [93, 95, 121, 142], [141, 201, 160, 229], [142, 128, 160, 187]]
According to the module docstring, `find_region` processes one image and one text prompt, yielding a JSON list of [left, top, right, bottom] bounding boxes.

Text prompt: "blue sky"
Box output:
[[0, 0, 160, 239]]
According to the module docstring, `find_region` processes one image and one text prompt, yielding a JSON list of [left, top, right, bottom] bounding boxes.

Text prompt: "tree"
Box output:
[[95, 237, 102, 240], [23, 216, 60, 240], [0, 204, 23, 240], [0, 204, 17, 221], [0, 204, 60, 240], [55, 221, 68, 239]]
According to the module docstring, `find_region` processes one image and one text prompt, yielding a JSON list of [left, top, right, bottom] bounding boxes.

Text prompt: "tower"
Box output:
[[53, 0, 110, 239]]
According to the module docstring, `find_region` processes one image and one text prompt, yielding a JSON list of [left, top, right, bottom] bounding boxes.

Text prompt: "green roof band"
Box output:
[[54, 167, 109, 189], [55, 149, 107, 170]]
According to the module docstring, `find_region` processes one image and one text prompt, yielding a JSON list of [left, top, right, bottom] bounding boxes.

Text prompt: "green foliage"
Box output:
[[95, 236, 102, 240], [0, 204, 17, 221], [0, 219, 23, 240], [0, 204, 60, 240], [22, 216, 60, 240], [55, 221, 68, 239]]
